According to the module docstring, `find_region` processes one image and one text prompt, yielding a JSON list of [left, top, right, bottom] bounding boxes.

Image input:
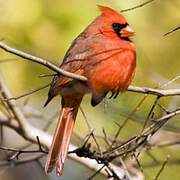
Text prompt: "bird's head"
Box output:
[[96, 5, 135, 40]]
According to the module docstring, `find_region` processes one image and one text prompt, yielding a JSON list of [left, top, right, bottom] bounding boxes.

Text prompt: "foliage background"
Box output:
[[0, 0, 180, 179]]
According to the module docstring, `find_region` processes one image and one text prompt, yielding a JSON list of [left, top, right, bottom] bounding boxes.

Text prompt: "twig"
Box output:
[[157, 104, 170, 114], [36, 136, 46, 153], [153, 155, 170, 180], [102, 128, 111, 146], [102, 129, 132, 179], [3, 83, 50, 101], [0, 154, 45, 167], [133, 152, 143, 173], [79, 106, 101, 153], [142, 96, 161, 131], [163, 26, 180, 36], [121, 0, 155, 12], [105, 164, 122, 180], [0, 143, 47, 161], [160, 75, 180, 88], [104, 108, 180, 158], [110, 94, 149, 148], [79, 106, 91, 131], [87, 165, 105, 180]]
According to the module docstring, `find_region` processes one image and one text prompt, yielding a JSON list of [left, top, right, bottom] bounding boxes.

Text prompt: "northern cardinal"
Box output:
[[44, 5, 136, 176]]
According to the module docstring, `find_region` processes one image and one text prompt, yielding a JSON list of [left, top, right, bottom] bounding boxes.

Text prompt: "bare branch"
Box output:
[[110, 93, 149, 148], [87, 165, 106, 180], [160, 75, 180, 88], [103, 108, 180, 158], [0, 42, 87, 82], [121, 0, 155, 12], [0, 75, 51, 146], [163, 26, 180, 36], [0, 154, 45, 167], [142, 96, 161, 131], [153, 155, 170, 180], [79, 107, 101, 152], [3, 83, 50, 101], [0, 137, 47, 161], [127, 85, 180, 97], [133, 152, 144, 173]]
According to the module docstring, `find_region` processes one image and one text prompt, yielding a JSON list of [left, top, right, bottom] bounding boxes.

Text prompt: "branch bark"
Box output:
[[0, 42, 180, 98]]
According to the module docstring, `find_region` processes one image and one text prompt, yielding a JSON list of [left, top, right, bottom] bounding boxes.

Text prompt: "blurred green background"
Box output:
[[0, 0, 180, 179]]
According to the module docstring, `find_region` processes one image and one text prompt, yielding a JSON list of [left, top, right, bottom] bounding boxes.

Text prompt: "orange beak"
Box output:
[[120, 25, 135, 37]]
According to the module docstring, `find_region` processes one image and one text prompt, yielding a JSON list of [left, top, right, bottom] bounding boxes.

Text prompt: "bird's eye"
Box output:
[[112, 23, 128, 35]]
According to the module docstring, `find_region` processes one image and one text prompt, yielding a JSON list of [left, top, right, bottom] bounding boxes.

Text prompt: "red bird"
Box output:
[[44, 5, 136, 176]]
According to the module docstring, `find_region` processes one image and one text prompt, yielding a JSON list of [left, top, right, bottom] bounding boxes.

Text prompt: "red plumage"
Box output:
[[44, 5, 136, 175]]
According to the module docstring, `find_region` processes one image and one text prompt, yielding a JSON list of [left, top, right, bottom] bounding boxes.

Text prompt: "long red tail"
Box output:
[[45, 96, 82, 176]]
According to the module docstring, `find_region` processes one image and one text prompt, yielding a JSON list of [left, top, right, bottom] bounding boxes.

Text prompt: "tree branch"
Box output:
[[121, 0, 155, 13], [0, 42, 87, 82], [0, 42, 180, 99], [127, 85, 180, 97], [163, 26, 180, 36]]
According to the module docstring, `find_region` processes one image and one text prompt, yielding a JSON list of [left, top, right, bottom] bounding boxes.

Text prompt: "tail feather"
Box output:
[[45, 96, 82, 175]]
